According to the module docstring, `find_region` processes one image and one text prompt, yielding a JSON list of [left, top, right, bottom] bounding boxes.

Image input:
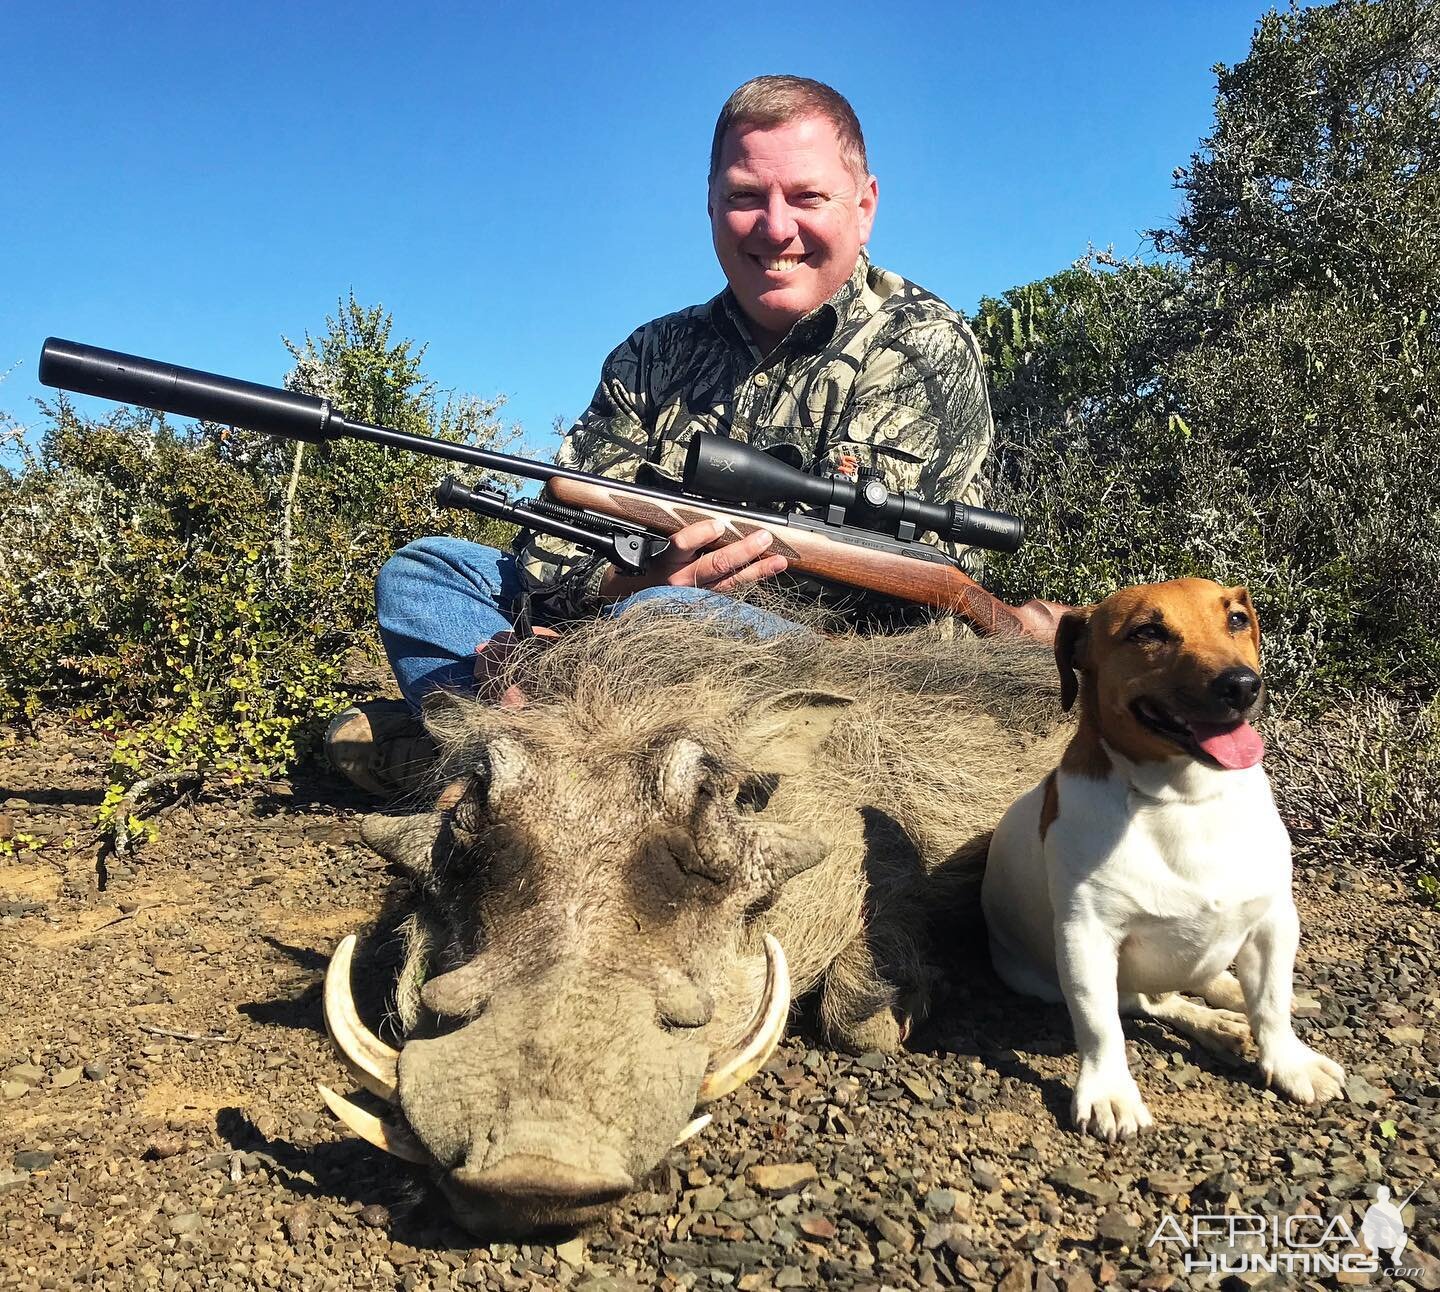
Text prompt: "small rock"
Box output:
[[1144, 1171, 1193, 1197], [168, 1212, 202, 1235], [692, 1184, 726, 1211], [82, 1063, 109, 1082], [284, 1204, 314, 1245], [797, 1215, 836, 1240], [1095, 1210, 1141, 1250], [1384, 1025, 1424, 1045], [51, 1066, 83, 1090], [6, 1064, 43, 1085], [900, 1073, 935, 1102], [998, 1261, 1034, 1292], [874, 1212, 914, 1253], [1049, 1164, 1120, 1206], [746, 1162, 817, 1194], [357, 1203, 390, 1228], [0, 1169, 31, 1196], [922, 1222, 954, 1249], [12, 1151, 53, 1171], [972, 1165, 1002, 1191], [1345, 1073, 1390, 1108], [0, 814, 12, 839], [555, 1237, 586, 1267], [1, 1083, 29, 1102], [924, 1187, 958, 1215]]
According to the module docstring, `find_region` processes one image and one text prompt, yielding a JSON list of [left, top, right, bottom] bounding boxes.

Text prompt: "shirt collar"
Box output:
[[711, 251, 872, 356]]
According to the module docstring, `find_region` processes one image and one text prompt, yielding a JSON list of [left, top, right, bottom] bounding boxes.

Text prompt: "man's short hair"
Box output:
[[709, 75, 869, 184]]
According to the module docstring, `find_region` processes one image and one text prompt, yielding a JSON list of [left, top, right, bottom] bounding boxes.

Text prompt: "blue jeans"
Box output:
[[376, 537, 794, 711]]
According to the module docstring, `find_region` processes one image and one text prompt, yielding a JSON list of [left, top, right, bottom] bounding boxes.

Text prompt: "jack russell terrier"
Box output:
[[983, 578, 1344, 1140]]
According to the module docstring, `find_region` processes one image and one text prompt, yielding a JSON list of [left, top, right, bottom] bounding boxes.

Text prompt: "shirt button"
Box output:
[[753, 372, 770, 387]]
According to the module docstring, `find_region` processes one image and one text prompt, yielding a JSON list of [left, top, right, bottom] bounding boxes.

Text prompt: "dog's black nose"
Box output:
[[1211, 667, 1262, 711]]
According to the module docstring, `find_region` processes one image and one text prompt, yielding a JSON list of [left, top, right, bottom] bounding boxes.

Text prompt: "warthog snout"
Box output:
[[321, 932, 790, 1233]]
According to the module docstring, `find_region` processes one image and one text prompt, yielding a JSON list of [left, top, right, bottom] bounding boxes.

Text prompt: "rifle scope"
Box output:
[[684, 433, 1024, 554]]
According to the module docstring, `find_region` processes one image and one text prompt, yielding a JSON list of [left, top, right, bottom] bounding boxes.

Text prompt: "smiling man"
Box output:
[[329, 75, 998, 797]]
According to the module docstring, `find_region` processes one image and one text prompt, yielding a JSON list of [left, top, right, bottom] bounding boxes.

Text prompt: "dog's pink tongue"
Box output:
[[1191, 720, 1265, 769]]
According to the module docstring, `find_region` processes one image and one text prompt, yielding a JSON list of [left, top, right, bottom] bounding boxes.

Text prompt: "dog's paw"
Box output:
[[1261, 1043, 1345, 1104], [1072, 1070, 1154, 1142], [1192, 1007, 1252, 1057]]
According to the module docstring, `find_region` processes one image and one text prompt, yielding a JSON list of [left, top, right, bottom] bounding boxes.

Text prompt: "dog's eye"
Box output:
[[1128, 622, 1170, 644], [1227, 610, 1250, 632]]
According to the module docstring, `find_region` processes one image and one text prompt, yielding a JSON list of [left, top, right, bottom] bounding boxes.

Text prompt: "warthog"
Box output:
[[319, 607, 1065, 1234]]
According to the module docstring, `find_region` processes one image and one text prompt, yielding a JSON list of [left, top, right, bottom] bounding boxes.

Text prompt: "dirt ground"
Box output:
[[1, 719, 1437, 1291]]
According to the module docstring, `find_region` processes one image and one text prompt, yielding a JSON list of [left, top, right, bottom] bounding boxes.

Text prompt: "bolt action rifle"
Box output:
[[38, 338, 1058, 639]]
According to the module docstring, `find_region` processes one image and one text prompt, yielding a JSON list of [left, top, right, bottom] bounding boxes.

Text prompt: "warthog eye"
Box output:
[[736, 773, 779, 813]]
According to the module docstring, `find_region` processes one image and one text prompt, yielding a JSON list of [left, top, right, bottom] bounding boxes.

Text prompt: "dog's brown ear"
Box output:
[[1231, 586, 1261, 658], [1054, 607, 1094, 712]]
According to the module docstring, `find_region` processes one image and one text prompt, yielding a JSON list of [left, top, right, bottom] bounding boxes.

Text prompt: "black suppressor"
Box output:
[[39, 337, 338, 444], [684, 432, 1024, 554]]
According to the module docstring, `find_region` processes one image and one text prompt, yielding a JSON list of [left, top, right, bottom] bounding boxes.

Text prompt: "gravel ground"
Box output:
[[1, 719, 1437, 1291]]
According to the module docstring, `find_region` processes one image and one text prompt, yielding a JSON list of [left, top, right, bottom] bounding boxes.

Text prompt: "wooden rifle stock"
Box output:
[[544, 478, 1061, 642]]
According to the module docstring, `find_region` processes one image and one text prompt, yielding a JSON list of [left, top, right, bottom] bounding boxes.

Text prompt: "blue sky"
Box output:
[[3, 1, 1262, 454]]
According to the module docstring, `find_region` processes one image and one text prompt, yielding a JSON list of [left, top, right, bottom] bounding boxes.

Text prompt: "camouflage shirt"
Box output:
[[518, 252, 994, 619]]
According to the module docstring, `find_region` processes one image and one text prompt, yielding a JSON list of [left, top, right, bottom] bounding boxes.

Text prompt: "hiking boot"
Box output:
[[325, 699, 438, 798]]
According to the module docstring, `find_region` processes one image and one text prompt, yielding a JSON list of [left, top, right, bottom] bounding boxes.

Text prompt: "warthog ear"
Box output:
[[740, 689, 855, 774], [360, 812, 445, 877], [1054, 608, 1095, 713]]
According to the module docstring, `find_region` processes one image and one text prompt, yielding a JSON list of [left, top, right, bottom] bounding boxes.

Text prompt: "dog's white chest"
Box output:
[[1053, 764, 1291, 993]]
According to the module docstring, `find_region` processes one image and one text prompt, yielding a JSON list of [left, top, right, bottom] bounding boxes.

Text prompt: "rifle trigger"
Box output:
[[610, 532, 671, 574]]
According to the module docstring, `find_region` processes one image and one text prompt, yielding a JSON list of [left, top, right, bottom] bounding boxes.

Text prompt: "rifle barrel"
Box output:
[[38, 337, 564, 485]]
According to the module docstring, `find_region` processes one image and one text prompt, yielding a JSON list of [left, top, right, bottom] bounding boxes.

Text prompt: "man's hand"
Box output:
[[598, 517, 788, 600]]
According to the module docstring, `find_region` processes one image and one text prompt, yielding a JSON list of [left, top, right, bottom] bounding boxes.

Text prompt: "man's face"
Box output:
[[708, 115, 878, 352]]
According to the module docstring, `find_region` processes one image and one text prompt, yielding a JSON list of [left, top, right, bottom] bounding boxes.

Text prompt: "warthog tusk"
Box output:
[[324, 934, 400, 1102], [697, 934, 790, 1104], [316, 1084, 434, 1165], [673, 1112, 712, 1146]]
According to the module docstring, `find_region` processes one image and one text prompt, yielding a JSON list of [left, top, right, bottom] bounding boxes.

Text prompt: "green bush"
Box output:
[[0, 300, 513, 836], [979, 268, 1440, 704], [973, 0, 1440, 885], [1268, 690, 1440, 875]]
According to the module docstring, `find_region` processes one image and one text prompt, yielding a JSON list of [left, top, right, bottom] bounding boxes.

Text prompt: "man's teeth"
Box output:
[[759, 256, 803, 272]]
